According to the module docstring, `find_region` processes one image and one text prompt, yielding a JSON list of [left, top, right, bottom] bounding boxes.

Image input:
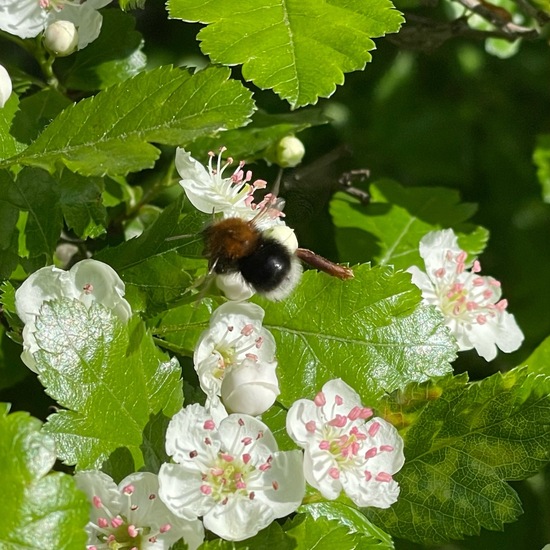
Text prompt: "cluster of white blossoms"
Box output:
[[408, 229, 524, 361], [0, 0, 111, 54], [14, 147, 524, 545]]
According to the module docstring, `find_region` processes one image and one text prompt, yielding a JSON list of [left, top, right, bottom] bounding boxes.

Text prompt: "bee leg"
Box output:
[[295, 248, 354, 280]]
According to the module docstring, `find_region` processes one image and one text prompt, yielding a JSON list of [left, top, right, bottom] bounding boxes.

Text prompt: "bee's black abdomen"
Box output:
[[238, 238, 292, 292]]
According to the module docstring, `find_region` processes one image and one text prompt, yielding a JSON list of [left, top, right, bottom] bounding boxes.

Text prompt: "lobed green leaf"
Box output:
[[1, 65, 255, 177], [258, 264, 456, 406], [168, 0, 404, 108], [368, 368, 550, 543], [95, 198, 208, 314], [35, 301, 183, 469], [331, 180, 488, 269], [0, 404, 88, 549]]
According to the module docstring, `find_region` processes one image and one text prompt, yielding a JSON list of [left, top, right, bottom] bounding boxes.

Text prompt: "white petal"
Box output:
[[320, 378, 363, 418], [69, 259, 132, 321], [407, 266, 437, 300], [467, 311, 524, 361], [48, 0, 107, 49], [305, 446, 342, 500], [493, 311, 524, 353], [203, 497, 273, 541], [175, 148, 212, 186], [343, 471, 401, 509], [253, 450, 305, 518], [165, 404, 221, 464], [210, 300, 266, 326], [74, 470, 123, 521], [419, 229, 461, 268], [158, 463, 211, 520], [122, 471, 205, 550], [286, 398, 322, 445], [15, 266, 70, 324], [0, 0, 47, 38], [0, 64, 12, 108], [218, 413, 278, 457]]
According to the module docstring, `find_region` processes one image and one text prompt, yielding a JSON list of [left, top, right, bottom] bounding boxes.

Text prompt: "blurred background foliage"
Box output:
[[2, 0, 550, 548]]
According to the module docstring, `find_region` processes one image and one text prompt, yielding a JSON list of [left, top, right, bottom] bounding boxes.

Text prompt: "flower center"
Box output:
[[39, 0, 78, 11], [212, 323, 263, 379], [433, 252, 508, 325], [194, 418, 277, 505], [88, 487, 171, 550]]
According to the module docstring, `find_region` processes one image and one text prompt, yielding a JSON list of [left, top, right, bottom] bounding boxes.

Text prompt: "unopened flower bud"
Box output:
[[276, 135, 305, 168], [0, 64, 12, 108], [44, 20, 79, 57], [221, 359, 280, 416]]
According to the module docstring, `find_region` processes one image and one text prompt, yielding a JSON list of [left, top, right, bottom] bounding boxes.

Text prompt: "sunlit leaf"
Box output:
[[168, 0, 404, 108]]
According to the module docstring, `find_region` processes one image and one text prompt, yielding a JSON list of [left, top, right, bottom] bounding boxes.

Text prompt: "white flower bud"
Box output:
[[44, 20, 79, 57], [276, 135, 305, 168], [221, 359, 280, 416], [264, 224, 299, 253], [0, 64, 12, 108]]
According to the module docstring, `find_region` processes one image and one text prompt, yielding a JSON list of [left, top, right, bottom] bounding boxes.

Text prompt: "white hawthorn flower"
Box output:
[[286, 378, 405, 509], [74, 470, 204, 550], [176, 147, 285, 224], [407, 229, 524, 361], [0, 64, 12, 108], [43, 19, 78, 56], [0, 0, 110, 50], [158, 404, 305, 542], [15, 258, 132, 371], [194, 301, 279, 416]]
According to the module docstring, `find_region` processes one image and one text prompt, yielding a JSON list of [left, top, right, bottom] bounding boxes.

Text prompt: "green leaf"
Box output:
[[54, 9, 147, 91], [261, 403, 296, 451], [521, 334, 550, 375], [533, 134, 550, 203], [0, 93, 26, 159], [368, 368, 550, 544], [36, 301, 183, 470], [150, 297, 221, 356], [331, 180, 488, 269], [188, 109, 328, 162], [95, 199, 208, 314], [0, 167, 62, 271], [2, 66, 255, 177], [58, 170, 107, 239], [301, 502, 394, 549], [140, 411, 172, 474], [259, 264, 456, 406], [283, 513, 378, 549], [0, 324, 28, 391], [199, 521, 295, 549], [0, 404, 88, 549], [11, 89, 72, 144], [119, 0, 146, 8], [168, 0, 404, 108]]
